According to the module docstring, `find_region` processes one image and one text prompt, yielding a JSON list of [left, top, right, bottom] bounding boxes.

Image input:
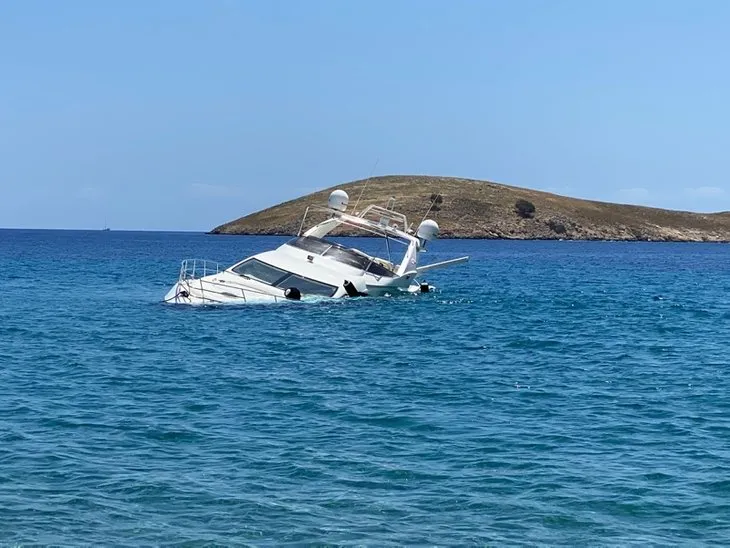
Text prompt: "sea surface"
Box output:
[[1, 229, 730, 546]]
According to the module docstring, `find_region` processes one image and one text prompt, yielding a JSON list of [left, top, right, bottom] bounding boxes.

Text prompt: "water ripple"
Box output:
[[1, 232, 730, 545]]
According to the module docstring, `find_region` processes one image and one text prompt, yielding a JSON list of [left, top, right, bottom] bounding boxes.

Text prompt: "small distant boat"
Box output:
[[163, 189, 469, 305], [101, 227, 110, 231]]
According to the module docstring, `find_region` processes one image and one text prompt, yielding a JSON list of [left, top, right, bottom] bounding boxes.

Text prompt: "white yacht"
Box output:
[[163, 190, 469, 305]]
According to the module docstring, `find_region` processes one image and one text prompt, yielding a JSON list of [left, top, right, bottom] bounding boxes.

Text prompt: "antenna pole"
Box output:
[[420, 189, 443, 225], [353, 158, 379, 213], [297, 206, 311, 237]]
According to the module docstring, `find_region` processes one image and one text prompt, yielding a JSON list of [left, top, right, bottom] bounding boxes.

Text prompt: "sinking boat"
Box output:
[[163, 190, 469, 305]]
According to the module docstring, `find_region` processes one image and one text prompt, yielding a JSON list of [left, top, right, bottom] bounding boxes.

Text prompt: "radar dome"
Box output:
[[417, 219, 439, 242], [328, 190, 349, 212]]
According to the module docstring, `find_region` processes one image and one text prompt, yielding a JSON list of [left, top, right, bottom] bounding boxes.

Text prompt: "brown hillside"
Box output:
[[210, 175, 730, 241]]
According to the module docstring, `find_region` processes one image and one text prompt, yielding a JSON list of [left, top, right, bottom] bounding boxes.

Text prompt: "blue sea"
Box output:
[[2, 229, 730, 546]]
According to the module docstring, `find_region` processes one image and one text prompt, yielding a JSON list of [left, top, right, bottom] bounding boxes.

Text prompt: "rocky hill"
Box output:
[[211, 175, 730, 241]]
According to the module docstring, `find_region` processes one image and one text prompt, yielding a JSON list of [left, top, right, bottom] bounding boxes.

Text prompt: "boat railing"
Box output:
[[298, 205, 412, 242], [178, 259, 222, 281], [357, 204, 409, 232]]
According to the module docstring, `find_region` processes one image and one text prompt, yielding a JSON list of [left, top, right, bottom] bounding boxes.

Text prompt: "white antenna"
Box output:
[[352, 158, 379, 213]]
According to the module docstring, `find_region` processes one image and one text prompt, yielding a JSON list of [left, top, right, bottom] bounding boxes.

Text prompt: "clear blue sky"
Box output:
[[2, 0, 729, 230]]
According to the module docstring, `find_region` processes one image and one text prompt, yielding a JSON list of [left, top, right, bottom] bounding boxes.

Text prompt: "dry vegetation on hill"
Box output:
[[211, 175, 730, 241]]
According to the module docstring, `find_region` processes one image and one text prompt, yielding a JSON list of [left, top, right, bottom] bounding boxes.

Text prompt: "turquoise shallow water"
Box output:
[[2, 229, 730, 546]]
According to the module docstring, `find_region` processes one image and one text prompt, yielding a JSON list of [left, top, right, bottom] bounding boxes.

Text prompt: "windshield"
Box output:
[[286, 236, 394, 277]]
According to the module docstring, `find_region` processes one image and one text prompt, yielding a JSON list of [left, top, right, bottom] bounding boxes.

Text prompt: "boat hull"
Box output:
[[162, 274, 426, 305], [163, 275, 286, 305]]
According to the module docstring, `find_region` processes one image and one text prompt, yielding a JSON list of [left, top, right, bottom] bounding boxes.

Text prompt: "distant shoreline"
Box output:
[[210, 175, 730, 243], [205, 231, 730, 243], [2, 227, 727, 242]]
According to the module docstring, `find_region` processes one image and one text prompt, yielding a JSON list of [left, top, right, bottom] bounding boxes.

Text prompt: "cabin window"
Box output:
[[232, 258, 337, 297], [275, 274, 336, 297], [366, 261, 395, 278], [231, 259, 287, 285]]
